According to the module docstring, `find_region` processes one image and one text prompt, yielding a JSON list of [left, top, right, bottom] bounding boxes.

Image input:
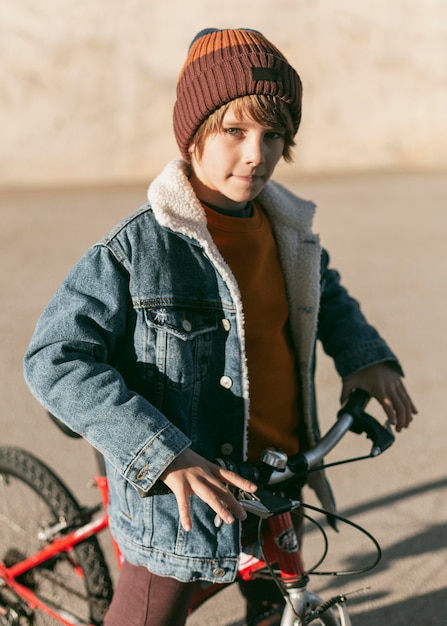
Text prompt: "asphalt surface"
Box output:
[[1, 171, 446, 625]]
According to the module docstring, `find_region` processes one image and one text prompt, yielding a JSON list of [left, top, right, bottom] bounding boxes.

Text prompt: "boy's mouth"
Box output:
[[232, 172, 264, 183]]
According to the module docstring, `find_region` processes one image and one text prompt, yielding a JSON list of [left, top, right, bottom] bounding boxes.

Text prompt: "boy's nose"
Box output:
[[243, 135, 265, 166]]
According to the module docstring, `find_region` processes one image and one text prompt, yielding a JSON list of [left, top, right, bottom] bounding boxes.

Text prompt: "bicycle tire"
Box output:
[[0, 446, 114, 625]]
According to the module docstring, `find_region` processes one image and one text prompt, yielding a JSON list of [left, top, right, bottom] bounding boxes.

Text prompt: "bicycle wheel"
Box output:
[[281, 588, 352, 626], [0, 447, 114, 625]]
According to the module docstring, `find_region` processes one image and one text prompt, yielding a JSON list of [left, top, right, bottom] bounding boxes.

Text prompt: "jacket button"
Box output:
[[212, 567, 226, 579], [220, 443, 234, 455], [222, 319, 231, 331], [219, 376, 233, 389], [182, 320, 192, 332], [136, 465, 149, 480]]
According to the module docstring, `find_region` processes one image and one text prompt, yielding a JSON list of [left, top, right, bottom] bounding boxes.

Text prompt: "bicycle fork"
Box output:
[[281, 587, 351, 626], [264, 514, 352, 626]]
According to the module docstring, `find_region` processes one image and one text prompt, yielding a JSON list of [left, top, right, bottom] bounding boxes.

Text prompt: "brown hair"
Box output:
[[190, 94, 296, 162]]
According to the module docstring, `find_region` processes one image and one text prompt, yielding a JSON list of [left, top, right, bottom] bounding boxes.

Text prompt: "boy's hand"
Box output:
[[160, 448, 258, 532], [341, 363, 417, 432]]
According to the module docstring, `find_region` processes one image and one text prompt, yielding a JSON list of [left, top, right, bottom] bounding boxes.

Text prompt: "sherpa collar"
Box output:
[[147, 159, 317, 243]]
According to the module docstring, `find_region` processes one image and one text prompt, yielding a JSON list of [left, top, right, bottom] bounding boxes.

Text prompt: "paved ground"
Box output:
[[1, 171, 446, 625]]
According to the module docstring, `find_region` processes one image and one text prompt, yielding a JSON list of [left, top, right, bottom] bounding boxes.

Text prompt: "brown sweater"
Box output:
[[204, 202, 302, 462]]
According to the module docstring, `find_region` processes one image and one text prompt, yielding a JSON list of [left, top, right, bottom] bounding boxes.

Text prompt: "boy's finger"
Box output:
[[194, 479, 242, 524], [175, 491, 192, 532], [216, 488, 247, 522], [217, 468, 257, 493], [189, 474, 246, 524], [381, 396, 397, 425]]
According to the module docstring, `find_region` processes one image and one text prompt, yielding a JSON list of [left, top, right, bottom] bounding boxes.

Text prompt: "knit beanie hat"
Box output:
[[173, 28, 302, 161]]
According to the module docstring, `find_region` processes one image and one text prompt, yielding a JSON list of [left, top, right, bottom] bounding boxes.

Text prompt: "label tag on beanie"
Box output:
[[251, 67, 280, 82]]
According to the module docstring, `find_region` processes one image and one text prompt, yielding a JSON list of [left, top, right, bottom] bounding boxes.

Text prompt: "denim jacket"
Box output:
[[24, 159, 400, 583]]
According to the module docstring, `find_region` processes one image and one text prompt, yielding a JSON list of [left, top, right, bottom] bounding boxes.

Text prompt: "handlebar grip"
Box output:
[[338, 389, 395, 455], [337, 388, 370, 425]]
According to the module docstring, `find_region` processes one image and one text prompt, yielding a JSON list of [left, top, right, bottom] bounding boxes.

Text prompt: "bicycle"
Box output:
[[0, 389, 395, 625]]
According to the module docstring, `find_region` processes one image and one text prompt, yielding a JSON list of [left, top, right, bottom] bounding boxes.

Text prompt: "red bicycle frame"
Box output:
[[0, 470, 306, 624], [0, 476, 113, 626]]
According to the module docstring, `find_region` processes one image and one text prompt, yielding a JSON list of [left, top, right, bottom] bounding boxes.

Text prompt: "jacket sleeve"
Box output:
[[317, 249, 403, 378], [23, 244, 190, 494]]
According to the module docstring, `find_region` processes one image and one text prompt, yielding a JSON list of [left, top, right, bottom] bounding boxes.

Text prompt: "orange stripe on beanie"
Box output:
[[173, 28, 302, 161]]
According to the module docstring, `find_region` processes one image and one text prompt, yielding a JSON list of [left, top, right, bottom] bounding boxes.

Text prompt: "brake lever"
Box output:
[[238, 487, 296, 519], [238, 492, 272, 519], [369, 419, 395, 456], [349, 410, 395, 456], [213, 488, 280, 527]]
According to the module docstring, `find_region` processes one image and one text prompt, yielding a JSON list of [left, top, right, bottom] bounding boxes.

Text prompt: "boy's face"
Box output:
[[188, 102, 285, 212]]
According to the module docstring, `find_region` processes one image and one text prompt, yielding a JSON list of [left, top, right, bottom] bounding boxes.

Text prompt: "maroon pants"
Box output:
[[104, 560, 199, 626], [104, 560, 285, 626]]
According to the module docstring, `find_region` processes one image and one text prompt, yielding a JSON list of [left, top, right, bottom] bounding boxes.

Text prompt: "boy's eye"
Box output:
[[265, 130, 285, 140], [224, 127, 242, 136], [221, 126, 285, 141]]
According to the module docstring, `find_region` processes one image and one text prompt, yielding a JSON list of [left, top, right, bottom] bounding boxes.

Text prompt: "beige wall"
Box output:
[[2, 0, 446, 189]]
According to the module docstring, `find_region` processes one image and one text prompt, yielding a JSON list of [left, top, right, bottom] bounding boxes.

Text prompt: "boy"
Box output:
[[24, 28, 416, 626]]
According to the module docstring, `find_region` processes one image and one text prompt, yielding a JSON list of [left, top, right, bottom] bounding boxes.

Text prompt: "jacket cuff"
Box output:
[[335, 339, 404, 379], [124, 423, 190, 494]]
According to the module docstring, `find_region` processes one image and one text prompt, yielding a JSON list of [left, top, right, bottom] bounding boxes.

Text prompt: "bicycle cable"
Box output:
[[300, 511, 329, 575], [308, 454, 374, 472], [299, 501, 382, 576], [255, 498, 382, 605], [251, 509, 328, 581]]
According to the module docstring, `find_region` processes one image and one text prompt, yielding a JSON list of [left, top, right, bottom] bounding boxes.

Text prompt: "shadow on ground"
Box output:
[[314, 477, 447, 625]]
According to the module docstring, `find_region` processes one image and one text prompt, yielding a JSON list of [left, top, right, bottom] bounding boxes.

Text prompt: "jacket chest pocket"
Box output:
[[141, 305, 219, 390]]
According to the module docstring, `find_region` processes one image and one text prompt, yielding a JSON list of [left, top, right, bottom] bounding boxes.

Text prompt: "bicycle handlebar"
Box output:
[[265, 389, 395, 486], [231, 389, 395, 518], [304, 387, 371, 468]]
